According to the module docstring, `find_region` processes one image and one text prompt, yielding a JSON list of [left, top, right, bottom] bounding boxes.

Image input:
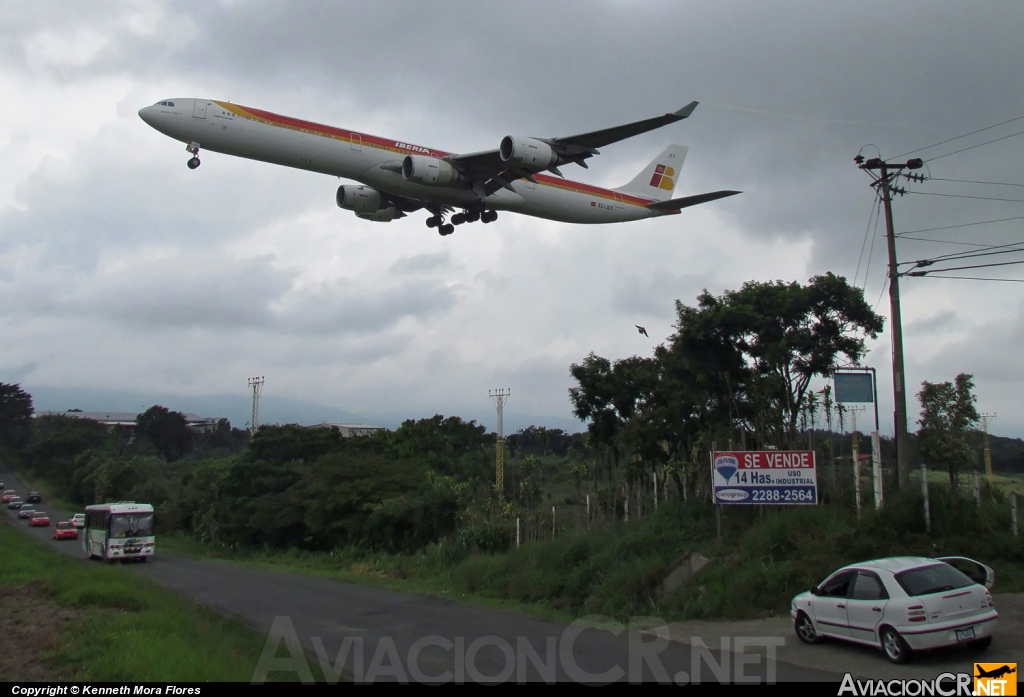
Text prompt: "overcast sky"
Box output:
[[2, 1, 1024, 437]]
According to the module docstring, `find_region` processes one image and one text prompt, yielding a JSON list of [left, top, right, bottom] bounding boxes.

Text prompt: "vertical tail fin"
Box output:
[[614, 144, 688, 201]]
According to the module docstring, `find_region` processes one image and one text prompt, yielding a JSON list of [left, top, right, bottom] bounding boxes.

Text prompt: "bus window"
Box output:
[[110, 513, 154, 537]]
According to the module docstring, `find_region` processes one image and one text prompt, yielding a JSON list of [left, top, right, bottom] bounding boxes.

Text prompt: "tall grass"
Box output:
[[163, 489, 1024, 624]]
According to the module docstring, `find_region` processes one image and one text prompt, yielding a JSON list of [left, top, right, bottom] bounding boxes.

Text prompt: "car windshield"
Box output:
[[109, 513, 154, 537], [895, 563, 975, 596]]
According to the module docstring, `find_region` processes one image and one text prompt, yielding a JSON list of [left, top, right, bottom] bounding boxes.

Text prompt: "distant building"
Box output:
[[34, 409, 224, 433], [313, 423, 388, 438]]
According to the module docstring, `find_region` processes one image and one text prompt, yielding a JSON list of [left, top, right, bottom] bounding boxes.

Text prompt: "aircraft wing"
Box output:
[[447, 101, 700, 194], [550, 101, 699, 152], [647, 189, 742, 211]]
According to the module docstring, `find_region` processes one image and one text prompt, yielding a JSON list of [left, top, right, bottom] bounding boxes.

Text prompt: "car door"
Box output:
[[813, 570, 856, 638], [845, 571, 888, 643]]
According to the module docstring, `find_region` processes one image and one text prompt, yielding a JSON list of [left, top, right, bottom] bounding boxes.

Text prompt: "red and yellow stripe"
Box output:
[[214, 101, 657, 208]]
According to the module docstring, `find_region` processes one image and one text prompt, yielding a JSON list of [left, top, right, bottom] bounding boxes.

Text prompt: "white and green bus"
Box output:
[[83, 502, 155, 562]]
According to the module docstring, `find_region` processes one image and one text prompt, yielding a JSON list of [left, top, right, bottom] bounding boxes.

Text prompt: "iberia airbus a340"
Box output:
[[138, 98, 739, 236]]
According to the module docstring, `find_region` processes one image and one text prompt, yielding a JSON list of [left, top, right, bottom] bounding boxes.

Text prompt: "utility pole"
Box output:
[[855, 154, 923, 493], [248, 376, 264, 436], [490, 389, 510, 494], [980, 413, 996, 485]]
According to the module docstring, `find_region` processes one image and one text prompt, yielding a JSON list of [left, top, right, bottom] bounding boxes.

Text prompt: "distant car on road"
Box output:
[[53, 522, 79, 540], [29, 512, 50, 527], [2, 490, 17, 504], [791, 556, 997, 664], [7, 496, 23, 509], [26, 492, 41, 504], [70, 513, 86, 529], [17, 506, 36, 519]]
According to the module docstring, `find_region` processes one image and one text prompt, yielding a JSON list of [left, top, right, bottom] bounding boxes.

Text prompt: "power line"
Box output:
[[855, 197, 881, 288], [897, 236, 998, 247], [901, 244, 1024, 268], [907, 258, 1024, 276], [906, 191, 1024, 204], [928, 177, 1024, 188], [924, 128, 1024, 163], [895, 113, 1024, 159], [909, 275, 1024, 283], [896, 214, 1024, 237]]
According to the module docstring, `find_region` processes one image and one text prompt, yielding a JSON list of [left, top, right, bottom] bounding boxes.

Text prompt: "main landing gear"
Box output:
[[427, 208, 498, 236], [186, 141, 201, 169]]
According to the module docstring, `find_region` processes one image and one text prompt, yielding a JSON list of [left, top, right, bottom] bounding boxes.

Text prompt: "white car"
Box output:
[[70, 513, 86, 529], [791, 556, 997, 664]]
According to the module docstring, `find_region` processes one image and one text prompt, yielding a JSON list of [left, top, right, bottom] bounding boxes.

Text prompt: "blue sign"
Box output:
[[835, 372, 874, 403]]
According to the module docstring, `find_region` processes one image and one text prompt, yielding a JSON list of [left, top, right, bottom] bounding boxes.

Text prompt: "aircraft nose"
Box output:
[[138, 106, 155, 125]]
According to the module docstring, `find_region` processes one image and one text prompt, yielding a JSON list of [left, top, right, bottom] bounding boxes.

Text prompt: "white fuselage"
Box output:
[[138, 99, 668, 224]]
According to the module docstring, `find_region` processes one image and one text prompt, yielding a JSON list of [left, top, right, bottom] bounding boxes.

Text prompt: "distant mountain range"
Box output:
[[22, 385, 585, 435]]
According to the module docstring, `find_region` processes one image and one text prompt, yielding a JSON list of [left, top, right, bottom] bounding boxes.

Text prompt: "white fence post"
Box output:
[[872, 430, 883, 509], [921, 463, 931, 533], [551, 506, 556, 540], [972, 471, 982, 511], [516, 517, 520, 548], [1012, 493, 1018, 537]]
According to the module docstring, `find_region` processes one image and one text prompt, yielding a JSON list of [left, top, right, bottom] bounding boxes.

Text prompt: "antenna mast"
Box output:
[[248, 376, 265, 436], [490, 388, 510, 493]]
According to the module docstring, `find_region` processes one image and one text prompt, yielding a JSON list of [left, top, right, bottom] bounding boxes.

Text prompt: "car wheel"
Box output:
[[881, 627, 912, 664], [967, 636, 992, 651], [795, 612, 822, 644]]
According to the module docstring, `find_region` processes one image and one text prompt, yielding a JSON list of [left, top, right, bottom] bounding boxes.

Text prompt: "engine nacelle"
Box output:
[[499, 136, 558, 172], [401, 155, 461, 186], [356, 205, 398, 222], [336, 185, 383, 214]]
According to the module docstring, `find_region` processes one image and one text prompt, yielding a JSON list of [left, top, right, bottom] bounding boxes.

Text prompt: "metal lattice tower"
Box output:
[[248, 376, 265, 435], [490, 388, 510, 492]]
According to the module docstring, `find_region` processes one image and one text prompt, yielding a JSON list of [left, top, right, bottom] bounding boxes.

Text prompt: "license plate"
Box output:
[[956, 628, 975, 642]]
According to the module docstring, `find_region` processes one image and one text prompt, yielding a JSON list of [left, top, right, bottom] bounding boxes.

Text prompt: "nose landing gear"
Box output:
[[185, 142, 201, 169]]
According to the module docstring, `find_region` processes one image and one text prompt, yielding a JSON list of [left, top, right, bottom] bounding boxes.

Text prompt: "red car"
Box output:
[[53, 521, 78, 540], [1, 490, 16, 504], [29, 512, 50, 527]]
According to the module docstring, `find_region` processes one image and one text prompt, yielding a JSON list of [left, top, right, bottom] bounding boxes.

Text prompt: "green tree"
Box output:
[[917, 373, 980, 489], [136, 406, 193, 462], [0, 383, 34, 453]]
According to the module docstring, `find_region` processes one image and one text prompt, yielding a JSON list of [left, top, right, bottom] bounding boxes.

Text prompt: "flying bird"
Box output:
[[636, 325, 649, 337]]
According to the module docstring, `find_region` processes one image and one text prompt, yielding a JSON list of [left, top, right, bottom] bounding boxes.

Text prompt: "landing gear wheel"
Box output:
[[967, 636, 992, 651], [451, 213, 466, 225], [481, 210, 498, 223], [438, 223, 454, 236], [881, 627, 912, 664], [187, 157, 201, 170], [426, 216, 440, 228], [465, 212, 480, 223]]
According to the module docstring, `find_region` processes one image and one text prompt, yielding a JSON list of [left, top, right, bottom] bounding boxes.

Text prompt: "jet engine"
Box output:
[[356, 206, 399, 222], [336, 185, 383, 214], [401, 155, 461, 186], [499, 136, 559, 172]]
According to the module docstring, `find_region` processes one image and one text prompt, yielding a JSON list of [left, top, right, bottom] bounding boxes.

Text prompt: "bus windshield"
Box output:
[[109, 513, 154, 538]]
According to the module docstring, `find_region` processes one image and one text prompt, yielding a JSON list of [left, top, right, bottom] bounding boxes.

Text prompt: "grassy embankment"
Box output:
[[0, 518, 291, 681], [163, 480, 1024, 623]]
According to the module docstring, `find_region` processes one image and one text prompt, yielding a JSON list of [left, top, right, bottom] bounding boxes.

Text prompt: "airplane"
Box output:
[[138, 98, 740, 236], [976, 665, 1016, 680]]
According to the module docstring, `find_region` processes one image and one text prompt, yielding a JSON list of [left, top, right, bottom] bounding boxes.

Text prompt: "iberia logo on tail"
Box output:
[[649, 164, 675, 191]]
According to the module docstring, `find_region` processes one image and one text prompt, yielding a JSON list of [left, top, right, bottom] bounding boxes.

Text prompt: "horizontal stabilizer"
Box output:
[[647, 190, 742, 211]]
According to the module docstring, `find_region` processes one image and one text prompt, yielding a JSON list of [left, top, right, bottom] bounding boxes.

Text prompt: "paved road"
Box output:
[[0, 463, 920, 683]]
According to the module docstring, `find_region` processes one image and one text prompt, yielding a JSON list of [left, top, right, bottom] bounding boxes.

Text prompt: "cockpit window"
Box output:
[[156, 101, 175, 107], [167, 101, 174, 107]]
